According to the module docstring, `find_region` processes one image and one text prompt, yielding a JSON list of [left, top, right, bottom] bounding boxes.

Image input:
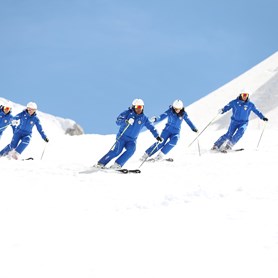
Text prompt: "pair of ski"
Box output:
[[212, 148, 244, 153], [1, 157, 34, 161], [115, 169, 141, 174], [80, 167, 141, 174], [80, 158, 175, 175], [145, 158, 174, 163]]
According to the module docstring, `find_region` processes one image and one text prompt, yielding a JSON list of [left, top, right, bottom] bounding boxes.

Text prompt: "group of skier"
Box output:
[[93, 92, 268, 170], [0, 92, 268, 164], [0, 100, 49, 160]]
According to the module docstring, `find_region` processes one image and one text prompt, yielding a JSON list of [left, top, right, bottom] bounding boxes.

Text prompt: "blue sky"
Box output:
[[0, 0, 277, 134]]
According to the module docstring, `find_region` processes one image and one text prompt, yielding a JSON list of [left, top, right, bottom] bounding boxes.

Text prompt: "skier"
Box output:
[[0, 101, 15, 139], [211, 92, 268, 151], [93, 99, 162, 169], [0, 102, 49, 160], [140, 99, 198, 161]]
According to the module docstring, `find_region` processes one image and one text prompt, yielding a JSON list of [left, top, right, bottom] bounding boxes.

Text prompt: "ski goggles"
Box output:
[[27, 107, 36, 111], [241, 93, 249, 99], [3, 106, 11, 113], [134, 105, 143, 109]]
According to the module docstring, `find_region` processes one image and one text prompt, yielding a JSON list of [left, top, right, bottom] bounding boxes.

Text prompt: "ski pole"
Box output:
[[197, 138, 201, 156], [256, 121, 268, 150], [0, 123, 11, 131], [138, 141, 160, 169], [40, 141, 48, 160], [188, 113, 219, 147], [110, 123, 130, 151]]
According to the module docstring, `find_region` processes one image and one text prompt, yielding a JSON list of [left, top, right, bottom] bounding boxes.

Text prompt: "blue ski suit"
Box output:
[[213, 97, 266, 148], [98, 107, 159, 167], [0, 106, 14, 139], [145, 106, 197, 156], [0, 109, 48, 156]]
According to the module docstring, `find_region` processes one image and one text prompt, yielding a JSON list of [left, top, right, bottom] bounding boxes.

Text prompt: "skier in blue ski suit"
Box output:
[[0, 102, 49, 159], [140, 99, 198, 161], [95, 99, 162, 169], [212, 92, 268, 150], [0, 104, 15, 139]]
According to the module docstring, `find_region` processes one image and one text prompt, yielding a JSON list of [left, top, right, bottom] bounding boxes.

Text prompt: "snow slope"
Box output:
[[0, 52, 278, 278]]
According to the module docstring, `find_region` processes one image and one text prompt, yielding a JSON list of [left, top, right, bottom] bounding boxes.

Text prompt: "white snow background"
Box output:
[[1, 52, 278, 278]]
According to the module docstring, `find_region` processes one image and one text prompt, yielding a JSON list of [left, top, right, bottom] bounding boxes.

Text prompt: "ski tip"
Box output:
[[166, 158, 174, 162], [132, 169, 141, 173], [22, 157, 34, 161]]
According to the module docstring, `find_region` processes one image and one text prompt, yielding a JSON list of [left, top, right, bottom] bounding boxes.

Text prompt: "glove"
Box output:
[[218, 109, 223, 114], [262, 117, 268, 121], [150, 116, 157, 123], [44, 138, 49, 143], [192, 128, 198, 133], [126, 118, 134, 125], [11, 119, 20, 127], [156, 136, 164, 143]]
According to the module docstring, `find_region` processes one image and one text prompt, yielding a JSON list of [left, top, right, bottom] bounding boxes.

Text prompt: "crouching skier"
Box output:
[[0, 102, 49, 160], [93, 98, 162, 170], [212, 92, 268, 151], [140, 99, 198, 161]]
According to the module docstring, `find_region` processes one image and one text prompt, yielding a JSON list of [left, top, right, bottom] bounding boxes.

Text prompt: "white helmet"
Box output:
[[27, 102, 37, 110], [3, 100, 12, 108], [132, 98, 144, 106], [172, 99, 183, 109], [2, 100, 12, 112]]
